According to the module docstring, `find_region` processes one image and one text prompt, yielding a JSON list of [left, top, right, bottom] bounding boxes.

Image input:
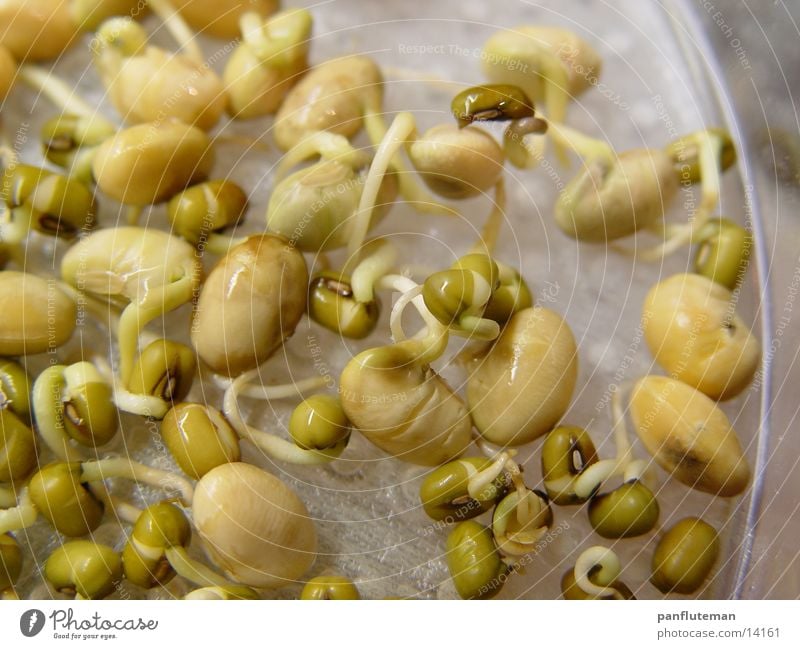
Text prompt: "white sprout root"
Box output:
[[463, 450, 517, 500], [31, 366, 85, 463], [499, 492, 550, 556], [631, 130, 721, 261], [349, 112, 417, 260], [362, 111, 455, 218], [0, 490, 37, 536], [504, 119, 548, 170], [51, 285, 178, 420], [465, 449, 549, 557], [164, 546, 237, 589], [90, 354, 171, 420], [117, 272, 195, 386], [88, 483, 142, 525], [469, 178, 507, 257], [202, 233, 248, 257], [377, 274, 442, 344], [16, 65, 115, 126], [111, 388, 171, 420], [537, 48, 571, 166], [546, 119, 616, 166], [455, 313, 501, 341], [222, 371, 338, 465], [146, 0, 204, 64], [275, 131, 370, 182], [573, 546, 625, 599], [573, 386, 646, 500], [350, 238, 397, 304], [80, 457, 194, 506], [379, 266, 498, 345]]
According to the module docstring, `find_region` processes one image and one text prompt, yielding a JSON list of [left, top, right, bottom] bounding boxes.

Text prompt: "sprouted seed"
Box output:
[[0, 0, 77, 62], [225, 8, 312, 119], [192, 463, 318, 588], [642, 273, 760, 400], [0, 271, 76, 355], [192, 234, 307, 376], [92, 16, 226, 130], [32, 361, 118, 461], [61, 227, 200, 417], [0, 10, 761, 603], [467, 307, 578, 446], [629, 376, 750, 496], [273, 55, 384, 151]]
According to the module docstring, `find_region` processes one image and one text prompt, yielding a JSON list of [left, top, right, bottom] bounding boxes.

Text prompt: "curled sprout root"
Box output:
[[492, 487, 551, 557], [503, 117, 548, 169], [463, 450, 517, 501], [306, 237, 398, 341], [91, 354, 176, 420], [573, 546, 626, 599], [32, 362, 117, 462], [222, 372, 340, 465], [377, 273, 450, 363], [387, 181, 525, 340], [0, 489, 37, 536], [572, 388, 647, 500], [275, 131, 370, 182], [466, 450, 552, 557], [349, 238, 398, 304], [61, 228, 200, 417], [419, 457, 511, 522], [116, 274, 196, 387], [421, 252, 502, 341]]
